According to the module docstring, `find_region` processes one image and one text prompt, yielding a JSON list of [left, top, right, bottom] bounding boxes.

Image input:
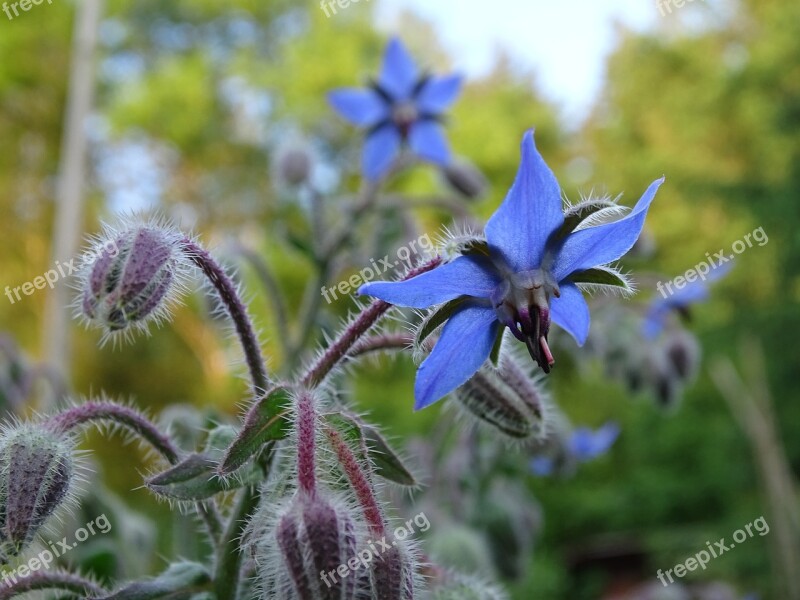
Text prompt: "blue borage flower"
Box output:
[[359, 130, 664, 410], [328, 37, 462, 181], [643, 263, 731, 339], [531, 421, 620, 476]]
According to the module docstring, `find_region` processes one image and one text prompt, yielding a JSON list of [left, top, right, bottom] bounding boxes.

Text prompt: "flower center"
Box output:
[[391, 102, 418, 138], [491, 268, 560, 373]]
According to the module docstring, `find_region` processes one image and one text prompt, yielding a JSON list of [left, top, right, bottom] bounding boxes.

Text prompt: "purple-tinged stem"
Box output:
[[350, 333, 413, 358], [295, 391, 318, 497], [324, 426, 385, 537], [0, 570, 106, 599], [180, 237, 269, 395], [301, 257, 442, 389], [46, 400, 179, 464]]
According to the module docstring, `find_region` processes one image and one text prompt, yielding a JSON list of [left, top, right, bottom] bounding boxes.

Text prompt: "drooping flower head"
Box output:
[[643, 263, 731, 339], [74, 216, 190, 345], [328, 37, 462, 181], [360, 130, 664, 409]]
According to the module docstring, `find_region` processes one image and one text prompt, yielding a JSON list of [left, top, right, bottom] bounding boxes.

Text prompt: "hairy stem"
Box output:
[[350, 333, 413, 358], [181, 237, 269, 395], [213, 485, 261, 599], [296, 390, 318, 496], [0, 570, 105, 599], [301, 257, 442, 388]]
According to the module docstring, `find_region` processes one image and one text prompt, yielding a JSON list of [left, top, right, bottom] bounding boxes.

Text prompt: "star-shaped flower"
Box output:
[[531, 422, 620, 476], [643, 263, 731, 338], [328, 37, 462, 181], [359, 130, 664, 410]]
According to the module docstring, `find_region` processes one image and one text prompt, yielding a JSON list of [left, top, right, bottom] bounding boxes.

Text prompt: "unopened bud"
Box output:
[[277, 147, 312, 186], [442, 161, 487, 199], [0, 424, 75, 561], [454, 357, 545, 440], [370, 542, 416, 600], [663, 331, 700, 381], [265, 491, 359, 600], [429, 572, 507, 600], [77, 221, 187, 343]]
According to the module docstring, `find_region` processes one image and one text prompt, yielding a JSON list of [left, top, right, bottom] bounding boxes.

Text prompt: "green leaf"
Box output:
[[567, 267, 631, 290], [96, 561, 210, 599], [146, 452, 262, 501], [459, 238, 491, 257], [324, 413, 416, 486], [416, 297, 467, 347], [489, 328, 504, 367], [218, 387, 293, 476]]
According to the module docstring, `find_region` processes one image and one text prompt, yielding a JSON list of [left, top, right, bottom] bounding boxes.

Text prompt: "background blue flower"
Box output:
[[328, 37, 462, 181]]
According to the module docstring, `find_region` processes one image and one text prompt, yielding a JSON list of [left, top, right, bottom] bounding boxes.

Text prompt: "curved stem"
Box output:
[[213, 485, 261, 600], [350, 333, 413, 358], [300, 257, 441, 389], [0, 570, 105, 599], [46, 400, 179, 463], [232, 242, 291, 358], [181, 237, 270, 395]]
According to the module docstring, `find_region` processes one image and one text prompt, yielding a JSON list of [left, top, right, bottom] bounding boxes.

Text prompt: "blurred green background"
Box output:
[[0, 0, 798, 598]]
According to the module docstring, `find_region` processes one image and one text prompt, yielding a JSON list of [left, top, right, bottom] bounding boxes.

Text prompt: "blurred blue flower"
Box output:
[[531, 422, 620, 476], [643, 263, 731, 339], [360, 130, 663, 409], [328, 37, 462, 181]]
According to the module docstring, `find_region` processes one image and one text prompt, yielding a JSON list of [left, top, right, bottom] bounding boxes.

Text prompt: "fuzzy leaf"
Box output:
[[324, 413, 416, 486], [459, 238, 491, 257], [145, 453, 262, 501], [218, 387, 292, 475], [567, 267, 631, 290], [96, 561, 210, 599]]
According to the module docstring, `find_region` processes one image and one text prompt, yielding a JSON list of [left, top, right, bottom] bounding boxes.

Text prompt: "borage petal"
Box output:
[[485, 130, 565, 272], [408, 120, 450, 165], [358, 255, 500, 309], [550, 282, 590, 346], [552, 178, 664, 280], [379, 38, 418, 101], [414, 303, 500, 410], [416, 74, 463, 114], [362, 124, 402, 181], [328, 88, 389, 127]]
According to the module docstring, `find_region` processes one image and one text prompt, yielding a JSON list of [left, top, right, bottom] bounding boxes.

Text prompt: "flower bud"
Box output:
[[370, 542, 416, 600], [276, 147, 312, 186], [259, 491, 360, 600], [77, 221, 186, 343], [441, 160, 487, 199], [662, 330, 700, 381], [454, 356, 545, 440], [428, 572, 507, 600], [0, 424, 75, 561]]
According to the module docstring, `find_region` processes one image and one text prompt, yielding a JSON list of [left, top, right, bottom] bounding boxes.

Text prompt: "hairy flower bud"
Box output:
[[441, 160, 487, 199], [258, 491, 359, 600], [429, 572, 507, 600], [0, 424, 75, 561], [453, 354, 545, 440], [76, 220, 187, 343]]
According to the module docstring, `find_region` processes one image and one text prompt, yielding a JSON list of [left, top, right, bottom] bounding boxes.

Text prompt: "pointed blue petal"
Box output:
[[414, 304, 500, 410], [416, 74, 463, 114], [549, 282, 590, 346], [362, 124, 402, 181], [379, 38, 418, 101], [408, 120, 450, 164], [358, 255, 501, 309], [571, 422, 620, 461], [328, 88, 389, 127], [485, 130, 565, 272], [552, 178, 664, 281]]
